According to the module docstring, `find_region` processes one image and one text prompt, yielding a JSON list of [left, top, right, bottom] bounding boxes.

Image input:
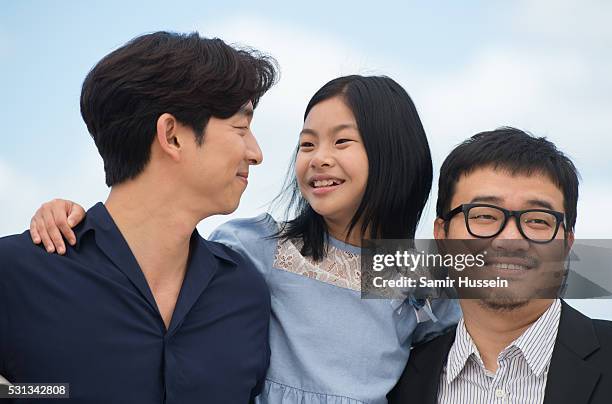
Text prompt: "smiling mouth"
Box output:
[[488, 263, 530, 271], [236, 174, 249, 186], [310, 179, 345, 188]]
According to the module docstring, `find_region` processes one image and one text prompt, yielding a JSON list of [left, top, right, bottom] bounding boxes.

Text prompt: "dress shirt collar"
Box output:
[[73, 202, 237, 264], [72, 202, 237, 335], [446, 317, 480, 383], [446, 299, 562, 383], [511, 298, 561, 377]]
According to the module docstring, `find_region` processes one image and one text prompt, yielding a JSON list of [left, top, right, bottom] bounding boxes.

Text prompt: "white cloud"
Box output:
[[517, 0, 612, 45]]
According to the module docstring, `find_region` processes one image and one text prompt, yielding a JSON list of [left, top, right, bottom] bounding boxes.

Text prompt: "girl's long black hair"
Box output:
[[274, 75, 432, 261]]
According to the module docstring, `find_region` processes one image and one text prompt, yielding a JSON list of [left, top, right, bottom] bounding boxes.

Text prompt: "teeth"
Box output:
[[313, 179, 341, 188], [492, 263, 527, 271]]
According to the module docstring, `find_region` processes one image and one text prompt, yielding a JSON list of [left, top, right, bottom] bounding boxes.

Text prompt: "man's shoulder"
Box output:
[[200, 236, 270, 294], [0, 231, 47, 270], [388, 325, 455, 403], [560, 301, 612, 339], [203, 237, 249, 266], [0, 230, 38, 250], [592, 318, 612, 344]]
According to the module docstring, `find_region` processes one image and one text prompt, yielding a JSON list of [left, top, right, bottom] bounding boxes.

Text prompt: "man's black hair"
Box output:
[[437, 127, 579, 232], [81, 31, 278, 186]]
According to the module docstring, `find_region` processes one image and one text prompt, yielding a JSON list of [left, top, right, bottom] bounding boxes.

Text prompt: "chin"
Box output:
[[478, 297, 530, 312], [220, 202, 240, 215], [476, 288, 531, 311], [229, 196, 243, 212], [309, 204, 336, 219]]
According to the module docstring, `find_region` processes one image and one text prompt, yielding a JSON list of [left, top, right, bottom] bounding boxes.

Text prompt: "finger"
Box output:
[[30, 217, 41, 244], [42, 207, 65, 254], [54, 202, 77, 246], [67, 203, 86, 228], [36, 213, 55, 253]]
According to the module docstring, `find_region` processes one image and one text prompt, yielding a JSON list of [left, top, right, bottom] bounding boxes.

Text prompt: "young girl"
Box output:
[[29, 75, 460, 403]]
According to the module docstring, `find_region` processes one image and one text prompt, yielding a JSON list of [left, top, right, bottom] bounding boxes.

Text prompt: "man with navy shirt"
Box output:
[[0, 31, 277, 403]]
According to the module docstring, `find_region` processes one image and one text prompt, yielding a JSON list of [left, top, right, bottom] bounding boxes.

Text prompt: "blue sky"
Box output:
[[1, 1, 611, 316]]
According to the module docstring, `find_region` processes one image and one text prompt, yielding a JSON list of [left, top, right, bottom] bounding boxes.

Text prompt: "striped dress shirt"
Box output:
[[438, 299, 561, 404]]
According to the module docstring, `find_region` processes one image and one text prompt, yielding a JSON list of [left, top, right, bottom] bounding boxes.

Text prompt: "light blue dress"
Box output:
[[210, 214, 460, 404]]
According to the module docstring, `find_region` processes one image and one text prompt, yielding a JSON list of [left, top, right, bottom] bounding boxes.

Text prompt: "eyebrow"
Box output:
[[524, 199, 556, 210], [470, 196, 503, 204], [470, 196, 556, 210], [299, 123, 358, 137]]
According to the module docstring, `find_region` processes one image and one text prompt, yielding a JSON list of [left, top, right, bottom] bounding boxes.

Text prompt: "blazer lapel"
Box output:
[[543, 301, 601, 404]]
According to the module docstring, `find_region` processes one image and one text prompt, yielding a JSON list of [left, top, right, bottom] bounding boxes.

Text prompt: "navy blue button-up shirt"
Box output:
[[0, 203, 270, 403]]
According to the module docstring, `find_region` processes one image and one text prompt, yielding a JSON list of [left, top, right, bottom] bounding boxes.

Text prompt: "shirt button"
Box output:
[[495, 388, 506, 398]]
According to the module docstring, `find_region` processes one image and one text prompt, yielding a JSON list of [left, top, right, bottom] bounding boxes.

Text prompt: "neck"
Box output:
[[460, 299, 554, 372], [324, 216, 363, 247], [105, 179, 203, 286]]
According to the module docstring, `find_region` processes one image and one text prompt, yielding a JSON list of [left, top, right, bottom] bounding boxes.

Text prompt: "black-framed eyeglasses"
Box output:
[[442, 203, 566, 244]]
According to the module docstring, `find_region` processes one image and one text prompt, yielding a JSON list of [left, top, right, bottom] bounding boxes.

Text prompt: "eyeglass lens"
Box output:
[[466, 206, 558, 241]]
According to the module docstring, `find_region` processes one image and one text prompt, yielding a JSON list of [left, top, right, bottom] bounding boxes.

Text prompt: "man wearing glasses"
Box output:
[[389, 127, 612, 404]]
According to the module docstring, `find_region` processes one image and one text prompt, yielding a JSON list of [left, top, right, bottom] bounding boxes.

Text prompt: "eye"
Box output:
[[232, 126, 249, 136], [525, 218, 553, 228], [469, 214, 498, 221], [336, 138, 353, 145], [299, 142, 314, 149]]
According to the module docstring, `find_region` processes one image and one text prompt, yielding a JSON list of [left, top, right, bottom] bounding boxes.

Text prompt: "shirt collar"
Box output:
[[202, 237, 237, 265], [445, 299, 562, 383], [511, 298, 561, 377], [71, 202, 238, 335], [446, 317, 482, 383], [73, 202, 236, 265], [72, 202, 112, 247]]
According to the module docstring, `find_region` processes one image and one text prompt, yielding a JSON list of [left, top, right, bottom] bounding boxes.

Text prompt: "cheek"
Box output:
[[351, 148, 368, 181], [446, 219, 470, 238], [345, 158, 369, 191], [294, 154, 309, 184], [218, 136, 246, 159]]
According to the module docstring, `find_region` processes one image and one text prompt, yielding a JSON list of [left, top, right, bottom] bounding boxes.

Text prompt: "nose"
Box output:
[[491, 216, 530, 252], [310, 145, 335, 169], [246, 131, 263, 165]]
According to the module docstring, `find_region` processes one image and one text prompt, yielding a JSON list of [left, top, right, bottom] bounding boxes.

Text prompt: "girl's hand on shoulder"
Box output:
[[29, 199, 86, 255]]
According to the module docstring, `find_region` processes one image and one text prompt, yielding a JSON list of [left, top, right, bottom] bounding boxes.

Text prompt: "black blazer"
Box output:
[[388, 301, 612, 404]]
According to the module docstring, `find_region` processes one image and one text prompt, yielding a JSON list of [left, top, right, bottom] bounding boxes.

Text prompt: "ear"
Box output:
[[565, 230, 575, 253], [155, 113, 182, 161], [434, 217, 447, 240]]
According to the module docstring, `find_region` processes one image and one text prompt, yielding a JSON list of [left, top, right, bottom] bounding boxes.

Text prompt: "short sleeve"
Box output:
[[411, 298, 461, 345], [208, 214, 278, 277]]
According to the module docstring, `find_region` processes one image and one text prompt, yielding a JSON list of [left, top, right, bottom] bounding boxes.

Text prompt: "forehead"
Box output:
[[302, 97, 356, 130], [451, 166, 565, 211]]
